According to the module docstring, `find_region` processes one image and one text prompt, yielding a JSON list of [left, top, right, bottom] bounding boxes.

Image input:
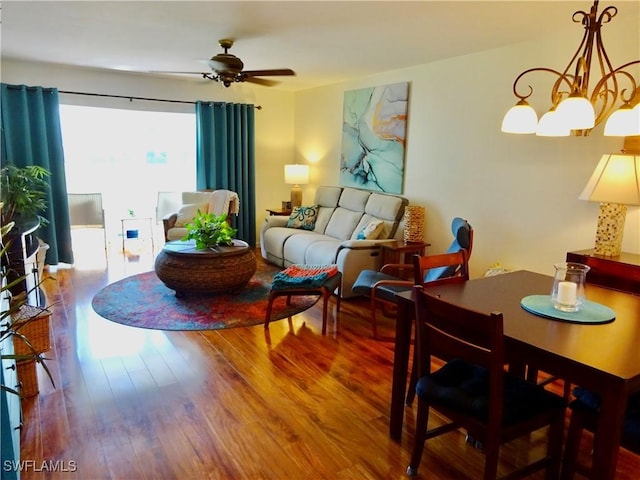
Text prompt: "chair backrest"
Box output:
[[156, 191, 182, 223], [424, 217, 473, 282], [413, 285, 505, 420], [67, 193, 104, 228], [413, 249, 469, 287]]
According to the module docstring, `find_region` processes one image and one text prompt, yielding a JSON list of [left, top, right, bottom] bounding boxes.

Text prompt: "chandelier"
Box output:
[[501, 0, 639, 137]]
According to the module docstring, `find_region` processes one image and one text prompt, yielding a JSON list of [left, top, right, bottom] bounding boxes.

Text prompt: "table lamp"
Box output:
[[284, 164, 309, 208], [579, 152, 640, 257]]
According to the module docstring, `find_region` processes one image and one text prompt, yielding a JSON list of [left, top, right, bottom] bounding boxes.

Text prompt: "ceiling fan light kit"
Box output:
[[501, 0, 640, 137], [188, 39, 295, 88]]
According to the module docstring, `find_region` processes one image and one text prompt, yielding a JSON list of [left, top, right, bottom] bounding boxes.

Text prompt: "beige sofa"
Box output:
[[260, 186, 408, 298], [162, 190, 239, 241]]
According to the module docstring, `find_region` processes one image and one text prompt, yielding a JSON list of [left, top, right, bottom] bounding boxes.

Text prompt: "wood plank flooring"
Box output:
[[17, 234, 640, 479]]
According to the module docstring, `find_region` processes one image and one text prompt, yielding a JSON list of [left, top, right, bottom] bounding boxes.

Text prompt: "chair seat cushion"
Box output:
[[571, 386, 640, 447], [352, 270, 412, 302], [416, 358, 564, 424]]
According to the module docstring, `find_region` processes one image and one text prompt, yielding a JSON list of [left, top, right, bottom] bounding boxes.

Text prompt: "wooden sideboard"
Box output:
[[566, 249, 640, 295]]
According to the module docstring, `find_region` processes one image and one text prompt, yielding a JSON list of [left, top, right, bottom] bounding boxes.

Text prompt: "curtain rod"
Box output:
[[58, 89, 262, 109]]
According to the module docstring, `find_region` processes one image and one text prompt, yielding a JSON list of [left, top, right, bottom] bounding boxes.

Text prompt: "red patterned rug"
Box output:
[[91, 262, 320, 331]]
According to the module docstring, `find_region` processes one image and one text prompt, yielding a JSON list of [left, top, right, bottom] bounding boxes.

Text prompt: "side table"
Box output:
[[381, 241, 430, 266], [266, 209, 292, 216], [121, 217, 154, 253]]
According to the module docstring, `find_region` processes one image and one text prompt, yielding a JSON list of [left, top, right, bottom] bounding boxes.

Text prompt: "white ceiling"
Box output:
[[2, 1, 639, 92]]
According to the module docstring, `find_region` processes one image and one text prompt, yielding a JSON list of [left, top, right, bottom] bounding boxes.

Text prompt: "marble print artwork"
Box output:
[[340, 82, 409, 194]]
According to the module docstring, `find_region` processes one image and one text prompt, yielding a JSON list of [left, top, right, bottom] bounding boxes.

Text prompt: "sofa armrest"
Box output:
[[263, 216, 290, 229], [335, 239, 397, 298], [338, 239, 397, 250], [162, 213, 178, 241]]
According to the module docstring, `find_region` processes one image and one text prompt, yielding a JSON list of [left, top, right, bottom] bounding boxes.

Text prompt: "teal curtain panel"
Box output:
[[1, 83, 73, 265], [195, 102, 256, 247]]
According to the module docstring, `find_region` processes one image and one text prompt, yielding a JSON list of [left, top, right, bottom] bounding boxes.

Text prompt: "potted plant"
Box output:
[[0, 165, 50, 229], [0, 166, 50, 299], [182, 210, 237, 250]]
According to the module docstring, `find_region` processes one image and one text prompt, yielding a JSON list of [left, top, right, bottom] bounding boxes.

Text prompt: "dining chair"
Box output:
[[406, 286, 566, 479], [560, 386, 640, 479], [352, 217, 472, 339], [404, 249, 470, 405]]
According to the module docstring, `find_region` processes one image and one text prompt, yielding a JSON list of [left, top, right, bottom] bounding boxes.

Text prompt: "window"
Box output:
[[59, 105, 196, 239]]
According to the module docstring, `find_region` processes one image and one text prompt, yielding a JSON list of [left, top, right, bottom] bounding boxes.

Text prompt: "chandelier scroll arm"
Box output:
[[511, 67, 574, 104], [590, 59, 640, 125]]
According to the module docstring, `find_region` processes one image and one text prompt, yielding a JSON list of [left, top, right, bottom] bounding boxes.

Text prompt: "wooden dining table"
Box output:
[[391, 270, 640, 480]]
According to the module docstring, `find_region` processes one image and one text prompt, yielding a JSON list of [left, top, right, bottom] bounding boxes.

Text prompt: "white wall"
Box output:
[[294, 20, 640, 278], [3, 14, 639, 278], [1, 59, 295, 238]]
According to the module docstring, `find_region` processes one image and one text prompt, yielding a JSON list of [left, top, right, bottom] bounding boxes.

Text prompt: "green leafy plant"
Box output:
[[0, 165, 50, 228], [182, 210, 237, 250]]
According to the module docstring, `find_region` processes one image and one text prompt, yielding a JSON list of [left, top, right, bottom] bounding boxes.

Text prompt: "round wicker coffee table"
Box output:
[[154, 239, 257, 297]]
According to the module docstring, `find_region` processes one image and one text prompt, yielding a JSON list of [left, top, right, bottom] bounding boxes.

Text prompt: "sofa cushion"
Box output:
[[312, 186, 343, 234], [262, 226, 314, 264], [282, 230, 340, 265], [283, 233, 341, 265], [287, 205, 319, 230], [325, 207, 364, 240], [315, 186, 343, 207], [339, 187, 371, 211], [304, 239, 344, 265], [175, 203, 208, 227], [366, 192, 407, 221]]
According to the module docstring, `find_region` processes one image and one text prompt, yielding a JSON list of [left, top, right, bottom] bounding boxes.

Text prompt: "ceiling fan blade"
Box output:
[[243, 76, 280, 87], [151, 71, 207, 75], [242, 69, 296, 77]]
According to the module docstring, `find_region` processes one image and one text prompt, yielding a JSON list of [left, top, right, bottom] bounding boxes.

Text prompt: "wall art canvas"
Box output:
[[340, 82, 409, 194]]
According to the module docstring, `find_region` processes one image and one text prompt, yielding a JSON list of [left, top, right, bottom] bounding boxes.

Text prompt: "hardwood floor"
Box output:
[[18, 233, 640, 479]]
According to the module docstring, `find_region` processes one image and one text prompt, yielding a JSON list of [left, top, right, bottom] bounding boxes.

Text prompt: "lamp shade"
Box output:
[[284, 164, 309, 185], [501, 100, 537, 134], [579, 154, 640, 206], [604, 104, 640, 137], [555, 94, 595, 130], [536, 108, 571, 137]]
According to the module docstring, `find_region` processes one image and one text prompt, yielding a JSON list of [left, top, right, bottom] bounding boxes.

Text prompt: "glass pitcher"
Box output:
[[551, 262, 590, 312]]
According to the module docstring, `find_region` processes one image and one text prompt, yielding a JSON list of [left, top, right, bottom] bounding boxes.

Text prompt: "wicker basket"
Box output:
[[11, 304, 52, 355], [17, 360, 39, 397]]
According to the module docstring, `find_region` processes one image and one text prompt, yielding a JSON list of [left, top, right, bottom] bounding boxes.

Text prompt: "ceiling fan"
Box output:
[[170, 39, 295, 87]]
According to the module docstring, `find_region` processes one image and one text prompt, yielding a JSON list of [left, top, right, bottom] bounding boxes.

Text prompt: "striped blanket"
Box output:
[[271, 264, 339, 290]]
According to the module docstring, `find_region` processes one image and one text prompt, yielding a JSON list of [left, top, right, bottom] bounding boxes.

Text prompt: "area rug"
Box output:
[[91, 263, 320, 331]]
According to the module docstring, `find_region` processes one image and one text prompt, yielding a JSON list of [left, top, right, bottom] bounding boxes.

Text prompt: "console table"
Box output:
[[566, 249, 640, 295], [266, 208, 291, 216]]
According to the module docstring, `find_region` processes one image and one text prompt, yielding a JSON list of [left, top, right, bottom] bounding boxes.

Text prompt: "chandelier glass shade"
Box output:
[[501, 1, 640, 137]]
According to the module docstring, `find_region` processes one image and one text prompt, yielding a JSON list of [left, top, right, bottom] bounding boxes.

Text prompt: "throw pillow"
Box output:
[[174, 203, 208, 227], [357, 220, 384, 240], [287, 205, 319, 230]]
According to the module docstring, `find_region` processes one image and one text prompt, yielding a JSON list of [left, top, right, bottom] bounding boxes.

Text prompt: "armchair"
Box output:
[[162, 190, 239, 242], [352, 217, 473, 339]]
